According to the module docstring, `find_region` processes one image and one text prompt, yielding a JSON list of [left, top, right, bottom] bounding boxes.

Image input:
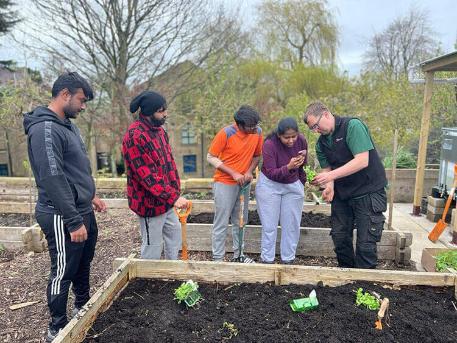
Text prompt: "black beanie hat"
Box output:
[[130, 90, 167, 116]]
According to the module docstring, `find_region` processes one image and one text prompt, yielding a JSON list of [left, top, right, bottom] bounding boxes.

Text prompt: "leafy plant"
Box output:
[[174, 280, 201, 306], [220, 321, 238, 339], [304, 165, 317, 183], [435, 250, 457, 272], [383, 147, 417, 169], [355, 288, 380, 310]]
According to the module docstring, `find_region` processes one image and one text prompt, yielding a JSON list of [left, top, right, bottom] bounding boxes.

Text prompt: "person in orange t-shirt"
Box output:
[[207, 105, 263, 262]]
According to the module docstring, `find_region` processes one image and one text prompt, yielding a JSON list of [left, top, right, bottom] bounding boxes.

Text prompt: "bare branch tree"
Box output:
[[22, 0, 239, 175], [363, 8, 439, 79]]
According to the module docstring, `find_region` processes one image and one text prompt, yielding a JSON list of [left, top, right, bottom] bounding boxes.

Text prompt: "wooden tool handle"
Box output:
[[377, 298, 390, 319]]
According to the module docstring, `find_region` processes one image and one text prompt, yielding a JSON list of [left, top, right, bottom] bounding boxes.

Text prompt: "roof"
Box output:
[[420, 51, 457, 72]]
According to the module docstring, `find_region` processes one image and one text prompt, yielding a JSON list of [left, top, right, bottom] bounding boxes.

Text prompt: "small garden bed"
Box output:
[[187, 211, 331, 228], [84, 279, 457, 343]]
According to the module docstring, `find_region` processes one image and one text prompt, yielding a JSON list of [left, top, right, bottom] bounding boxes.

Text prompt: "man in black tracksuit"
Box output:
[[304, 101, 387, 269], [23, 72, 106, 341]]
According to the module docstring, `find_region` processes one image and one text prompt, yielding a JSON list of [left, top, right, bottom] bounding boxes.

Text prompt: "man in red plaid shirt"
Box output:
[[122, 90, 189, 259]]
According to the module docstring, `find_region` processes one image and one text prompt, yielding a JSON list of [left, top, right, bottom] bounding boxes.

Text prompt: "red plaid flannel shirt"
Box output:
[[122, 118, 180, 217]]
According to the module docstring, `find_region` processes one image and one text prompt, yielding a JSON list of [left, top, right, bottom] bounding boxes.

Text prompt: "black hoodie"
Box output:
[[23, 106, 95, 232]]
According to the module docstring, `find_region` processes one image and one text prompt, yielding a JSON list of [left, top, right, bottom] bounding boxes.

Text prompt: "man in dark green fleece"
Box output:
[[304, 101, 387, 269], [23, 72, 106, 342]]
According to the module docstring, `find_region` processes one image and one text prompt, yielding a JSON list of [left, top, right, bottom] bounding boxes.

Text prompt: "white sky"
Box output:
[[0, 0, 456, 76]]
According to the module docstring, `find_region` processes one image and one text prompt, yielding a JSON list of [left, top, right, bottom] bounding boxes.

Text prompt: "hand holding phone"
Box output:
[[297, 149, 307, 157]]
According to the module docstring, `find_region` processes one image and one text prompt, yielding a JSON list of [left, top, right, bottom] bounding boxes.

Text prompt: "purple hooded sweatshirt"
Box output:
[[260, 133, 308, 185]]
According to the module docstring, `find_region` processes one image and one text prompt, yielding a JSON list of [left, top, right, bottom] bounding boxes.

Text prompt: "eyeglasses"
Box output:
[[156, 107, 167, 113], [309, 113, 323, 131], [242, 124, 259, 131]]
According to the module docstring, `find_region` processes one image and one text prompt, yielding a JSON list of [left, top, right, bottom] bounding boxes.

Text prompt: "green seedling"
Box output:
[[174, 280, 202, 307], [355, 288, 380, 310], [304, 166, 317, 183], [435, 250, 457, 272], [220, 321, 238, 339]]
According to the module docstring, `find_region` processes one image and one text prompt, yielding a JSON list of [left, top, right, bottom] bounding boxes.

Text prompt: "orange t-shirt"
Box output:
[[208, 124, 263, 185]]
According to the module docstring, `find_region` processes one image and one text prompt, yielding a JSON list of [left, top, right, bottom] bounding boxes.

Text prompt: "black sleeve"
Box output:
[[29, 122, 83, 232]]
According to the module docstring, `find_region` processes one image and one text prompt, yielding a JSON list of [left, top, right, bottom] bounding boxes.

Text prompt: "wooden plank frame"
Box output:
[[55, 258, 456, 343], [54, 255, 134, 343], [184, 223, 412, 264]]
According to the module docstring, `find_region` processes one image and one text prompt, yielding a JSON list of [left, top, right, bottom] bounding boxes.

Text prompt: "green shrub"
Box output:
[[383, 147, 416, 169]]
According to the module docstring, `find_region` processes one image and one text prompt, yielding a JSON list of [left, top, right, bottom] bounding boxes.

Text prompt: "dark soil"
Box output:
[[188, 211, 332, 228], [0, 213, 35, 227], [84, 279, 457, 343]]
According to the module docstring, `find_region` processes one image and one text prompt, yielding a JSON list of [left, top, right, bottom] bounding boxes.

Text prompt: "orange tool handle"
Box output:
[[174, 201, 192, 261], [441, 165, 457, 221], [175, 200, 193, 224]]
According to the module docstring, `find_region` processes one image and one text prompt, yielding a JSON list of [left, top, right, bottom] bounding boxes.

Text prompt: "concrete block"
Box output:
[[427, 204, 445, 215], [426, 211, 451, 223], [427, 196, 445, 208]]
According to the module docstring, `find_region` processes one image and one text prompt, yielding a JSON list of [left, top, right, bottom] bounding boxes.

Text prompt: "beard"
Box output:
[[148, 116, 166, 127], [63, 104, 80, 119]]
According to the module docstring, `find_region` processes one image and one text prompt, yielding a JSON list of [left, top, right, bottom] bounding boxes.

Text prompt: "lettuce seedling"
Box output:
[[304, 166, 317, 183], [174, 280, 201, 307], [355, 288, 380, 310]]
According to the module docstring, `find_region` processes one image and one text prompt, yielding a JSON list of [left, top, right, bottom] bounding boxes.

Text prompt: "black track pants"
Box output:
[[36, 211, 98, 331]]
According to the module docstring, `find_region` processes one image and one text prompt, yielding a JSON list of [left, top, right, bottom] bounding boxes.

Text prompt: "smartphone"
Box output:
[[298, 150, 306, 157]]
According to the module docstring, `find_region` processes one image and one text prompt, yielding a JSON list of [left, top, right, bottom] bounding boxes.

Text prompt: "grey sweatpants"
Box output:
[[138, 208, 181, 260], [255, 172, 304, 262], [212, 182, 250, 261]]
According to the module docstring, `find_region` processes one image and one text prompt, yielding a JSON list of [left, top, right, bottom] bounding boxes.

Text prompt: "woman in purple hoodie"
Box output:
[[255, 117, 308, 264]]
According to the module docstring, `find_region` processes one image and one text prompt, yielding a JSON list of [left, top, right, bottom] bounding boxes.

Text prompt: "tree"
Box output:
[[0, 72, 49, 175], [27, 0, 239, 175], [363, 8, 439, 79], [0, 0, 20, 34], [256, 0, 338, 68]]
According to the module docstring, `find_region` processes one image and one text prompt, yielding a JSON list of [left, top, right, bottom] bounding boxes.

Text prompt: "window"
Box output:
[[0, 164, 8, 176], [181, 122, 196, 145], [183, 155, 197, 173]]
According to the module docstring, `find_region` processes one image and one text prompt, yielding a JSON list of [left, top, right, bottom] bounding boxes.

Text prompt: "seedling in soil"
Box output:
[[304, 166, 317, 183], [435, 250, 457, 272], [220, 321, 238, 339], [355, 288, 380, 310], [174, 280, 202, 307]]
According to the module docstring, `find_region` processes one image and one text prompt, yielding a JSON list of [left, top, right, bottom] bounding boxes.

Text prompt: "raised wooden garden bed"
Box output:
[[54, 257, 457, 343], [0, 223, 46, 252], [0, 199, 331, 215], [421, 247, 457, 272], [184, 223, 412, 265]]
